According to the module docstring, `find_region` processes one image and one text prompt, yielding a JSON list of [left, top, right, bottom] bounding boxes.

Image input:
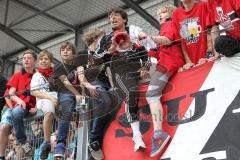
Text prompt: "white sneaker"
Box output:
[[21, 142, 34, 156], [132, 134, 146, 152]]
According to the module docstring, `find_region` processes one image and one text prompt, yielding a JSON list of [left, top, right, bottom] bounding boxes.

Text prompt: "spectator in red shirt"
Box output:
[[0, 50, 37, 159], [139, 3, 184, 157], [208, 0, 240, 57], [172, 0, 217, 70]]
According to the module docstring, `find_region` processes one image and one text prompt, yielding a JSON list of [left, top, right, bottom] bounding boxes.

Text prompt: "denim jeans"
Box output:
[[57, 93, 76, 144], [11, 105, 29, 144], [89, 80, 114, 144]]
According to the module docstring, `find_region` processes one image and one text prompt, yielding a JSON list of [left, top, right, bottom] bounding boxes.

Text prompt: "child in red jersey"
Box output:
[[172, 0, 217, 70], [0, 50, 37, 159], [139, 3, 185, 157], [208, 0, 240, 57]]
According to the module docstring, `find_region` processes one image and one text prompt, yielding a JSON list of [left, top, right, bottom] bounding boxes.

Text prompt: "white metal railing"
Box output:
[[5, 100, 89, 160]]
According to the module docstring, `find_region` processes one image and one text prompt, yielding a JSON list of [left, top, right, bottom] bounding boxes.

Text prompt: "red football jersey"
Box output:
[[156, 20, 185, 74], [7, 69, 36, 109], [208, 0, 240, 40], [172, 2, 211, 64]]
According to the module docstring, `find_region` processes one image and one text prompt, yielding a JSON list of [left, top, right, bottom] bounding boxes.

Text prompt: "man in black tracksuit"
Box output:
[[95, 8, 150, 152]]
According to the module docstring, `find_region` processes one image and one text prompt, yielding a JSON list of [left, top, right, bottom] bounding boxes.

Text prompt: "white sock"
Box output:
[[130, 121, 142, 137]]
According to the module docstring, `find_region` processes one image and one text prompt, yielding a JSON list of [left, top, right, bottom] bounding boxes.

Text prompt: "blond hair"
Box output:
[[82, 28, 105, 46], [39, 50, 53, 62], [157, 3, 177, 18]]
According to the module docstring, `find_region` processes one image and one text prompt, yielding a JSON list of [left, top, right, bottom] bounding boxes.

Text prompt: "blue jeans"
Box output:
[[11, 105, 29, 144], [57, 93, 76, 144], [89, 81, 113, 144], [0, 108, 13, 126]]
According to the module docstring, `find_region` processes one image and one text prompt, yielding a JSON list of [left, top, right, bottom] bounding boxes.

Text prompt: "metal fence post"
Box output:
[[76, 97, 89, 160]]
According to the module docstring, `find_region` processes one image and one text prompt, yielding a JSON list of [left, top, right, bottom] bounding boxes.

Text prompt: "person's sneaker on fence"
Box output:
[[21, 142, 34, 156], [88, 141, 104, 160], [150, 130, 170, 157], [132, 134, 146, 152], [54, 142, 66, 159], [39, 141, 51, 160]]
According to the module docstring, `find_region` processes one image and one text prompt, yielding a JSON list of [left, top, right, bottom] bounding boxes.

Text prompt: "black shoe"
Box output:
[[88, 141, 104, 160]]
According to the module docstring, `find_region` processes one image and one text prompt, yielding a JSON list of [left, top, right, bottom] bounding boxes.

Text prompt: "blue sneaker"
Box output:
[[39, 141, 51, 160], [150, 130, 170, 157], [54, 142, 65, 159]]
